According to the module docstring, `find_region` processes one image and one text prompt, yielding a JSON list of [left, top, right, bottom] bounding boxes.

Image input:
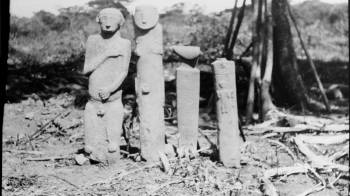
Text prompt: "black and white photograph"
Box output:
[[1, 0, 349, 195]]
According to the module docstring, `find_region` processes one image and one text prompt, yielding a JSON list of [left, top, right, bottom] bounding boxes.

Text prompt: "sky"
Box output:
[[10, 0, 348, 18]]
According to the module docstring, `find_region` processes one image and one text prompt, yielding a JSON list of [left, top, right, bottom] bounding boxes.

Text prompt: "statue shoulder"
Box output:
[[120, 38, 131, 48], [87, 34, 101, 44]]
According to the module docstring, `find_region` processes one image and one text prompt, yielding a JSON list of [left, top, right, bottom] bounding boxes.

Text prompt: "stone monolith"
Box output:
[[133, 5, 165, 162], [212, 58, 241, 168], [83, 8, 131, 164]]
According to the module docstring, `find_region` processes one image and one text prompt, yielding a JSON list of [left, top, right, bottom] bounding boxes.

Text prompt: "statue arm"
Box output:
[[83, 36, 122, 75], [83, 36, 105, 75], [105, 41, 131, 93]]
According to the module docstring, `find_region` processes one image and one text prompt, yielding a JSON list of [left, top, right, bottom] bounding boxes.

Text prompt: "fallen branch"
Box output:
[[263, 164, 308, 179], [329, 145, 349, 161], [293, 136, 332, 165], [322, 124, 349, 132], [261, 133, 280, 139], [4, 149, 45, 155], [298, 134, 349, 145], [266, 139, 297, 161], [295, 183, 324, 196], [293, 136, 349, 172], [260, 177, 278, 196], [49, 174, 81, 190], [25, 156, 73, 161], [26, 111, 71, 143], [247, 123, 348, 135]]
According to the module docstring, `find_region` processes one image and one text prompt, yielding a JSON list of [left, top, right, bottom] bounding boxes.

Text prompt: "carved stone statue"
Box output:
[[83, 8, 131, 164], [133, 5, 165, 162]]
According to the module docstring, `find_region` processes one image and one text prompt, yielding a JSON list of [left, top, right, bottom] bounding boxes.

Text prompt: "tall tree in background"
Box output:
[[261, 0, 276, 119], [245, 0, 263, 124], [271, 0, 327, 112], [271, 0, 311, 110]]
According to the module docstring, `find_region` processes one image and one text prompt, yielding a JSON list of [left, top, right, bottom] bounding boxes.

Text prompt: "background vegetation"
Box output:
[[6, 0, 349, 103]]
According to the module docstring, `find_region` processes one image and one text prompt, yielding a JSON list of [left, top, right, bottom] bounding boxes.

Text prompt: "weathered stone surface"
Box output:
[[176, 66, 200, 153], [171, 46, 202, 60], [83, 8, 131, 164], [134, 5, 159, 30], [212, 58, 241, 168], [134, 5, 165, 162], [74, 154, 89, 165]]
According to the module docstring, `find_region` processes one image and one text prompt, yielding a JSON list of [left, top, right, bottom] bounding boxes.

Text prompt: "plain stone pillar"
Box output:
[[176, 65, 200, 152], [212, 58, 241, 167], [134, 5, 165, 162]]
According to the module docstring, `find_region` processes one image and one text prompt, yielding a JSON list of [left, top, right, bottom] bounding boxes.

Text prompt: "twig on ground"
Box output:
[[295, 183, 324, 196], [266, 139, 297, 161], [329, 145, 349, 161], [293, 136, 332, 166], [330, 174, 343, 187], [247, 124, 348, 135], [306, 165, 326, 186], [260, 177, 278, 196], [25, 111, 71, 143], [25, 156, 73, 161], [198, 129, 216, 147], [261, 132, 279, 139], [120, 150, 129, 155], [293, 136, 349, 172], [263, 164, 308, 179], [49, 174, 81, 190], [4, 149, 45, 155]]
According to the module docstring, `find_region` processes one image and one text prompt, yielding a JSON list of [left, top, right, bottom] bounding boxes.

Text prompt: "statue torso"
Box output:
[[88, 34, 127, 101]]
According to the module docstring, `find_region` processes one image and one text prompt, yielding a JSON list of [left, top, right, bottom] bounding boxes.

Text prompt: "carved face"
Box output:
[[133, 5, 159, 30], [97, 8, 124, 33]]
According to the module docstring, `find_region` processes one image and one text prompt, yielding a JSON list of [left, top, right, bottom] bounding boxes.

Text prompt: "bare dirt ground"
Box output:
[[2, 93, 349, 196]]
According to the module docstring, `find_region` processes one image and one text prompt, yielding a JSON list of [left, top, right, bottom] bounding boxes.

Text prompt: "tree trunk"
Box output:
[[261, 0, 276, 119], [228, 0, 247, 59], [224, 0, 238, 59], [287, 2, 331, 112], [245, 0, 262, 124], [271, 0, 309, 109]]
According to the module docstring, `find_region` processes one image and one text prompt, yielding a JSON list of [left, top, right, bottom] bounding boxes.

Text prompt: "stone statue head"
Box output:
[[133, 5, 159, 30], [96, 8, 125, 33]]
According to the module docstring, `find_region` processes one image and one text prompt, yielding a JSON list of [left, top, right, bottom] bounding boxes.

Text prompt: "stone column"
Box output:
[[212, 58, 241, 168], [134, 5, 165, 162], [176, 65, 200, 153]]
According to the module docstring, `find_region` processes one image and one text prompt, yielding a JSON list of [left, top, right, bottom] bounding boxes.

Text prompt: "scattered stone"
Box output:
[[25, 112, 34, 120], [74, 154, 89, 165]]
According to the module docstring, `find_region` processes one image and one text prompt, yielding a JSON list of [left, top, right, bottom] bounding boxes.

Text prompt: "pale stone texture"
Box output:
[[134, 5, 165, 162], [212, 58, 241, 168], [83, 8, 131, 164], [176, 65, 200, 153], [172, 46, 202, 154]]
